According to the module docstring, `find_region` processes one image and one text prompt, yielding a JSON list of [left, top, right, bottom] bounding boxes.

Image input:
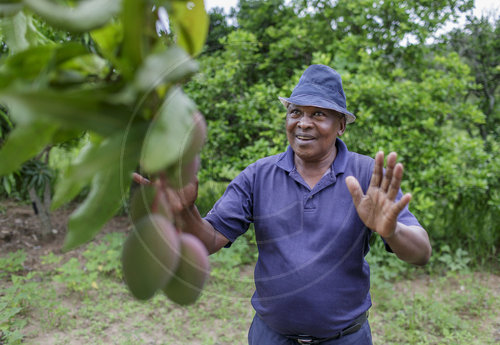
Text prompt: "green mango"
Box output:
[[122, 214, 180, 300], [162, 233, 209, 305]]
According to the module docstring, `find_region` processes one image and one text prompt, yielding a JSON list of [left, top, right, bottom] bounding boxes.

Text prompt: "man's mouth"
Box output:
[[296, 134, 315, 141]]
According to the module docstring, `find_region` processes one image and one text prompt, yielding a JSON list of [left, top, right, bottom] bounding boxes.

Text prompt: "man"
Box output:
[[138, 64, 432, 344]]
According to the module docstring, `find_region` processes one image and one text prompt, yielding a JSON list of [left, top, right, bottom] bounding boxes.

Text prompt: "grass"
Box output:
[[1, 232, 499, 345]]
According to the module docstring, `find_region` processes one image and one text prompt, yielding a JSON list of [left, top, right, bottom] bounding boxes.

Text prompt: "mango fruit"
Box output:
[[129, 184, 172, 222], [129, 184, 156, 222], [184, 111, 207, 163], [122, 214, 180, 300], [163, 233, 209, 305], [165, 154, 200, 189]]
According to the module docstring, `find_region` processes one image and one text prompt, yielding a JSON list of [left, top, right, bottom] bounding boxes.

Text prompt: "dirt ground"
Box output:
[[0, 199, 130, 268]]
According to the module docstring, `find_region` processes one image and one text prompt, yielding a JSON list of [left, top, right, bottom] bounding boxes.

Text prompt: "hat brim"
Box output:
[[279, 96, 356, 124]]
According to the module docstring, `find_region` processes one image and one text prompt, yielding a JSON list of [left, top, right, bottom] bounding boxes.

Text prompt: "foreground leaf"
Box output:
[[23, 0, 121, 33], [134, 46, 198, 92], [120, 0, 146, 77], [52, 123, 147, 210], [0, 87, 133, 136], [168, 0, 209, 56], [141, 87, 197, 173], [62, 126, 146, 251], [63, 168, 124, 251], [0, 121, 56, 175], [0, 43, 88, 87]]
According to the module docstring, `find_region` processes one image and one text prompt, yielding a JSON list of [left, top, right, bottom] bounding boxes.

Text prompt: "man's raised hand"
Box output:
[[345, 151, 412, 238]]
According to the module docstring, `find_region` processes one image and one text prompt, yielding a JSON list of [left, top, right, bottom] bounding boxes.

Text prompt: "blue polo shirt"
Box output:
[[205, 139, 421, 337]]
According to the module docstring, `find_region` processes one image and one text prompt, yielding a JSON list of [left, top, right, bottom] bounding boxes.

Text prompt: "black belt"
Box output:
[[285, 311, 368, 344]]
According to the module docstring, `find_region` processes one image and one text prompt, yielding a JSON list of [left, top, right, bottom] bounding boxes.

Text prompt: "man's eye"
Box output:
[[289, 109, 301, 116], [313, 112, 325, 117]]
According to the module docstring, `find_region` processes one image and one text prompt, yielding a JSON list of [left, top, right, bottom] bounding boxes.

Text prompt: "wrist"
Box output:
[[382, 222, 400, 240]]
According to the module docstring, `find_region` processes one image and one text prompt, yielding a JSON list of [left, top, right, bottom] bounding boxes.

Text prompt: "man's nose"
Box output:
[[298, 115, 313, 128]]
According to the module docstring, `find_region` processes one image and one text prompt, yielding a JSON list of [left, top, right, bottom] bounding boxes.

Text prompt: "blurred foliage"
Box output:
[[187, 0, 499, 265], [0, 0, 209, 250]]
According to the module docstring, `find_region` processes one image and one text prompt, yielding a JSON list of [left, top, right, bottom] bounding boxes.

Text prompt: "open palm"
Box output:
[[345, 152, 412, 238]]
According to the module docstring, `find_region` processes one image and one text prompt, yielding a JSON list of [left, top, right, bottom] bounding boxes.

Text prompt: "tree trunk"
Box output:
[[29, 187, 53, 238]]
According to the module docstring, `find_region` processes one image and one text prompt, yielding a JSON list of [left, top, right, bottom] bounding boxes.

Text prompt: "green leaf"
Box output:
[[52, 123, 147, 210], [0, 10, 29, 53], [0, 10, 51, 54], [63, 168, 124, 251], [141, 86, 197, 173], [135, 45, 198, 92], [51, 140, 98, 210], [0, 87, 133, 136], [62, 126, 145, 251], [120, 0, 146, 77], [168, 0, 209, 56], [0, 43, 88, 86], [0, 4, 23, 16], [0, 121, 56, 176], [57, 53, 109, 79], [23, 0, 121, 33], [90, 22, 124, 70]]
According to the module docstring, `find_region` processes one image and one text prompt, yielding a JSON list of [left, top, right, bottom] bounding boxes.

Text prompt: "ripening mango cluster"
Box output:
[[122, 184, 209, 305]]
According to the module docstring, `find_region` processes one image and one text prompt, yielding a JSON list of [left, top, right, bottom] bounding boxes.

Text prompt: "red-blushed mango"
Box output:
[[165, 155, 200, 189], [184, 111, 207, 163], [164, 112, 205, 190], [122, 214, 180, 300], [162, 233, 209, 305], [129, 185, 157, 222], [129, 185, 172, 222]]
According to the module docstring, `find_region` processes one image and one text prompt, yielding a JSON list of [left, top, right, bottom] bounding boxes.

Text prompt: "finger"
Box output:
[[345, 176, 364, 206], [177, 180, 198, 207], [381, 152, 397, 192], [392, 193, 412, 216], [387, 163, 404, 201], [164, 187, 183, 213], [132, 172, 151, 185], [369, 151, 384, 188]]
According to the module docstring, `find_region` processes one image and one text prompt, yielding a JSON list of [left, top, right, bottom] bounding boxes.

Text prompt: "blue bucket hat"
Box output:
[[279, 64, 356, 124]]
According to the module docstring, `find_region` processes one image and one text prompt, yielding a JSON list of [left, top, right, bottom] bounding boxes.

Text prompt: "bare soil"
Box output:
[[0, 199, 130, 266]]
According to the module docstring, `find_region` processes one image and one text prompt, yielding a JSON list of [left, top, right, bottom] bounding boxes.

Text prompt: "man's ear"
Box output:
[[337, 117, 346, 136]]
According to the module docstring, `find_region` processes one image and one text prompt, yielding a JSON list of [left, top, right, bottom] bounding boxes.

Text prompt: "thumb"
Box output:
[[345, 176, 364, 206]]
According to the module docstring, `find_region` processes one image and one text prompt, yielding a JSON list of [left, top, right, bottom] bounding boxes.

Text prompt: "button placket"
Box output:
[[304, 192, 316, 210]]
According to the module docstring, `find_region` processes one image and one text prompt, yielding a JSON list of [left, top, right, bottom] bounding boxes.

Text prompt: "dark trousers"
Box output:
[[248, 314, 373, 345]]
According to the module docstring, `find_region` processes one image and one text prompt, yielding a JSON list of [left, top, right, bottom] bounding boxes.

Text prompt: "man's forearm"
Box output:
[[383, 223, 432, 266], [176, 205, 229, 255]]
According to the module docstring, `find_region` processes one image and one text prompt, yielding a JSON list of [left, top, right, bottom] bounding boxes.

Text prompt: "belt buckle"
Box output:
[[296, 337, 315, 344]]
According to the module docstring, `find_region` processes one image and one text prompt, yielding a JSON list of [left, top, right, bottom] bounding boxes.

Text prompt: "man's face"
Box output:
[[285, 104, 346, 163]]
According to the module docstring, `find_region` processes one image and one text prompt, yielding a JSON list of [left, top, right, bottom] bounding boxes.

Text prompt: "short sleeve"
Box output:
[[204, 167, 254, 247]]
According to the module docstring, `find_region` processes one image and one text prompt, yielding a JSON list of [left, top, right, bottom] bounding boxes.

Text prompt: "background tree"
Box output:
[[186, 0, 498, 265], [204, 7, 236, 54], [445, 14, 500, 141]]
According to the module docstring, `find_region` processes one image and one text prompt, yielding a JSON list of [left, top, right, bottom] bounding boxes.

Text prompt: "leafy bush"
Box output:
[[196, 180, 228, 217]]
